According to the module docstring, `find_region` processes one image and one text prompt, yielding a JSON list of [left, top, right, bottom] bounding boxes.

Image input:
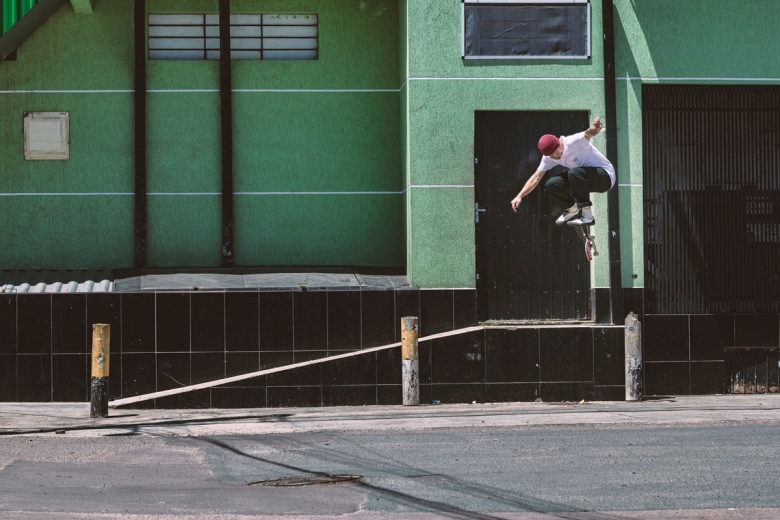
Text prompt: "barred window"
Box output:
[[148, 13, 318, 60], [462, 1, 590, 60]]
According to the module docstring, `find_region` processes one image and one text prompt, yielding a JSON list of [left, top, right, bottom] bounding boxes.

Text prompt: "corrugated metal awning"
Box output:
[[0, 269, 114, 293], [0, 268, 410, 293]]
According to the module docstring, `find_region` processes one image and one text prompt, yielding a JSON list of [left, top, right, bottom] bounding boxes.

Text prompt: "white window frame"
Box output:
[[461, 0, 591, 60], [148, 13, 319, 61]]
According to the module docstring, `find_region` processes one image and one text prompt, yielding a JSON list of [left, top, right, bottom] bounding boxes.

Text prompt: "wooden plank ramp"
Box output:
[[109, 326, 484, 407]]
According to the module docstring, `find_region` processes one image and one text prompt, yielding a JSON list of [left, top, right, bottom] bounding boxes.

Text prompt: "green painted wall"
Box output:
[[145, 0, 221, 267], [404, 0, 609, 289], [234, 0, 401, 267], [154, 0, 406, 267], [0, 0, 403, 269], [615, 77, 643, 288], [232, 90, 402, 266], [232, 0, 398, 90], [615, 0, 780, 80], [0, 195, 133, 268], [233, 93, 399, 193], [235, 194, 403, 266], [146, 91, 222, 267], [0, 1, 134, 269], [149, 0, 404, 268], [409, 186, 474, 288], [0, 1, 133, 90]]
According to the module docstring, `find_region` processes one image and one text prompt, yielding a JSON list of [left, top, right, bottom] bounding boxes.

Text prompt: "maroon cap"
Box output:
[[538, 134, 560, 156]]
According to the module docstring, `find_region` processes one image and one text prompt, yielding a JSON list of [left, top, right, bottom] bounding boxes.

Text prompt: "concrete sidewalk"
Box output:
[[2, 395, 780, 437]]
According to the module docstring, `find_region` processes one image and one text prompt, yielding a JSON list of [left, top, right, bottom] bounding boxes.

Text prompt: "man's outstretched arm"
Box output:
[[584, 116, 603, 140], [511, 169, 546, 212]]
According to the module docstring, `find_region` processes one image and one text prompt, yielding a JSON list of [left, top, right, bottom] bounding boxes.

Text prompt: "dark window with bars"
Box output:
[[148, 13, 318, 60]]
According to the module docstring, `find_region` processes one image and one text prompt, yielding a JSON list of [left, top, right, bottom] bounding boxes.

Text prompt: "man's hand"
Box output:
[[511, 170, 545, 212], [585, 116, 603, 140], [511, 195, 522, 212]]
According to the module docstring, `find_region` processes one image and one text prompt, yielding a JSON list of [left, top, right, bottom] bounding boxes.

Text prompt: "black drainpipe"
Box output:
[[133, 0, 147, 268], [218, 0, 235, 266], [602, 0, 624, 324]]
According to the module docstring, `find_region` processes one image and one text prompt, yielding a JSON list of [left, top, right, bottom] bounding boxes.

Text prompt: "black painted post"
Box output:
[[90, 324, 111, 418], [602, 0, 624, 324], [134, 0, 147, 268], [219, 0, 235, 266]]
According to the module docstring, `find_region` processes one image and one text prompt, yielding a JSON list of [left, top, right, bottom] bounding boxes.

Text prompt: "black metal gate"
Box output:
[[643, 86, 780, 314], [475, 111, 591, 321]]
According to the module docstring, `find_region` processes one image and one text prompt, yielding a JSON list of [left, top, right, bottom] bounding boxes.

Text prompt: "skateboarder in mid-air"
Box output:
[[510, 116, 615, 227]]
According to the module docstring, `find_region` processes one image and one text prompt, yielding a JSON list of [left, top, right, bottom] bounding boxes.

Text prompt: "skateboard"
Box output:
[[574, 225, 598, 261]]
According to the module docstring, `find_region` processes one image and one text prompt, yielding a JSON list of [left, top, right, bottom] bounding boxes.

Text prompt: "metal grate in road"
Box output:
[[248, 475, 362, 487]]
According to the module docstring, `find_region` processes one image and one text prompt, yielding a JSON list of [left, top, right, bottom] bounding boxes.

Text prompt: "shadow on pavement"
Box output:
[[0, 413, 295, 437], [195, 436, 629, 520]]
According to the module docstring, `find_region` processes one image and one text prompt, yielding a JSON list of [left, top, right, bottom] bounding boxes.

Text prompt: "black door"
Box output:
[[475, 111, 591, 321]]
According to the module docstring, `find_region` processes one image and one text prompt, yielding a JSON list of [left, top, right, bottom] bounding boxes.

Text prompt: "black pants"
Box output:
[[544, 167, 612, 210]]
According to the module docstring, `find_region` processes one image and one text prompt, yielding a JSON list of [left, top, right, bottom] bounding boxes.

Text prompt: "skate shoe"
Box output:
[[555, 207, 580, 226], [567, 214, 595, 227]]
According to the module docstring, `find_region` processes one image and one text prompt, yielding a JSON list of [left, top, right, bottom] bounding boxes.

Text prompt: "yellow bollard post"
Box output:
[[90, 324, 111, 418]]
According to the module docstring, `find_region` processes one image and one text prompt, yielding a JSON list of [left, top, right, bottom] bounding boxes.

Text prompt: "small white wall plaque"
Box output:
[[24, 112, 70, 160]]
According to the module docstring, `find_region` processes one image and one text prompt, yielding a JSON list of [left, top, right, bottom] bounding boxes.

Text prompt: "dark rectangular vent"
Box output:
[[463, 2, 590, 59]]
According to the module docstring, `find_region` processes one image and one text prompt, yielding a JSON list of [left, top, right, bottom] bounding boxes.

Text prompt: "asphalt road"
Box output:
[[1, 422, 779, 519]]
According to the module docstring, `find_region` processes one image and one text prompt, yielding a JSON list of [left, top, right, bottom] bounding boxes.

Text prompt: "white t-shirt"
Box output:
[[538, 132, 615, 188]]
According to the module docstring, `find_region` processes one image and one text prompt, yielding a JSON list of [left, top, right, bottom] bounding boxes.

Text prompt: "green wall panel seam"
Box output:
[[0, 189, 472, 195], [0, 192, 135, 195], [408, 77, 605, 81], [617, 77, 780, 81], [0, 90, 134, 93]]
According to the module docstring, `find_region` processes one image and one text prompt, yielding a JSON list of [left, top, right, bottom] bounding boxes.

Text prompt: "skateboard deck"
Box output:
[[574, 225, 598, 261]]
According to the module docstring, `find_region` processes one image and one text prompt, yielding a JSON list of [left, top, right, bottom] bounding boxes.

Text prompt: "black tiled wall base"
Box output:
[[21, 288, 774, 405], [643, 313, 780, 396], [120, 325, 626, 409]]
